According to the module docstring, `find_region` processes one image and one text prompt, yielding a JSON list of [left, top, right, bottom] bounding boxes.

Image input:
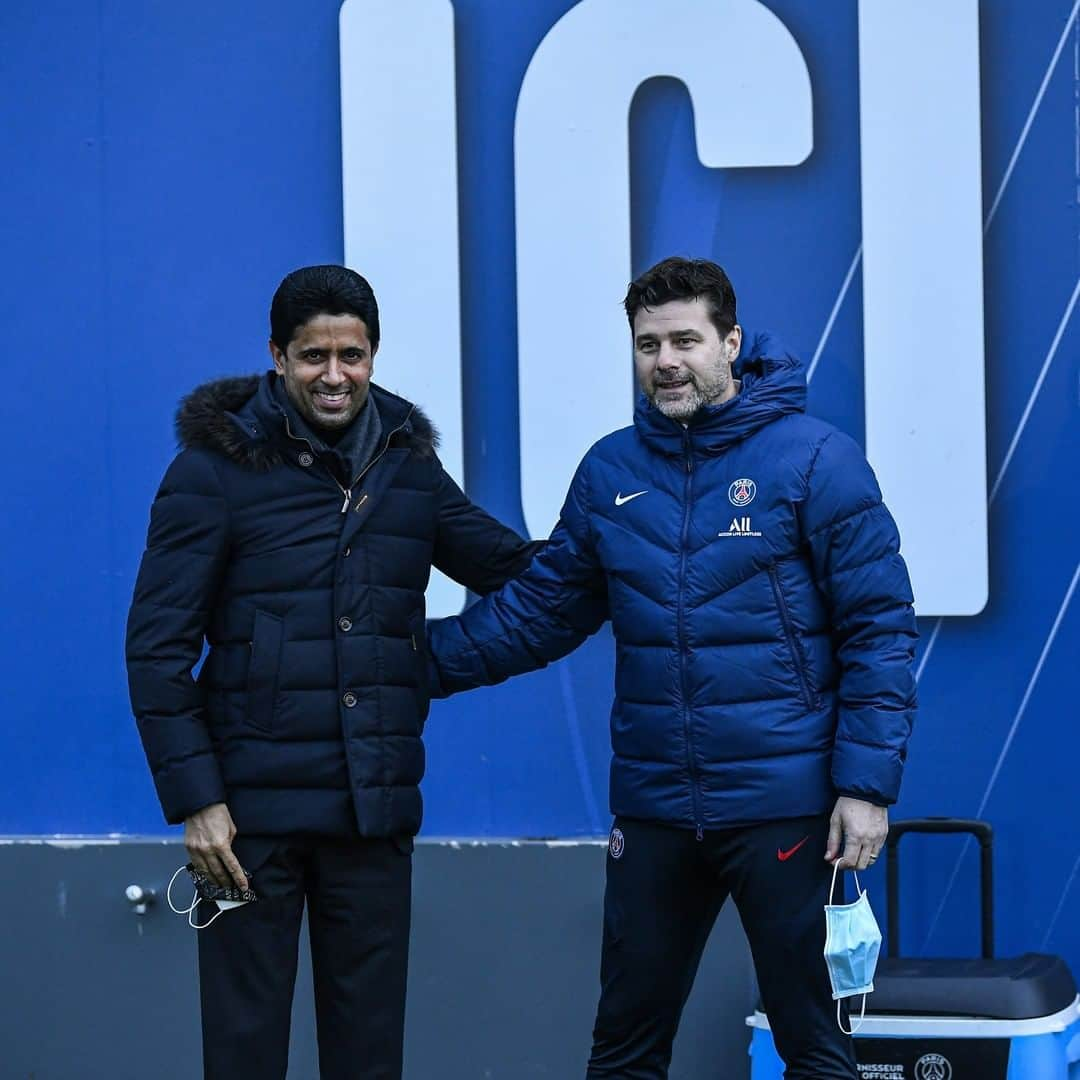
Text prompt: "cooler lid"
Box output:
[[871, 953, 1077, 1019], [747, 995, 1080, 1038]]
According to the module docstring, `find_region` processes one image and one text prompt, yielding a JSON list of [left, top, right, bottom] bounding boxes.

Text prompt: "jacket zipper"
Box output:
[[282, 405, 415, 515], [282, 414, 353, 512], [348, 406, 416, 503], [678, 432, 704, 840], [768, 565, 814, 709]]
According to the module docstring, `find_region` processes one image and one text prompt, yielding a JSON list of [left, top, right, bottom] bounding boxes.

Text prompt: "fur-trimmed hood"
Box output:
[[175, 372, 438, 471]]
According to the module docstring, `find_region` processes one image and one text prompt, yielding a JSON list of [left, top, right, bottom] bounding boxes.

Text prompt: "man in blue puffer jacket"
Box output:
[[428, 257, 918, 1079]]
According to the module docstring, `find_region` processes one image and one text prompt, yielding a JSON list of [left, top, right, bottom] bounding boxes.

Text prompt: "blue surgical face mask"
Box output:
[[823, 860, 882, 1034]]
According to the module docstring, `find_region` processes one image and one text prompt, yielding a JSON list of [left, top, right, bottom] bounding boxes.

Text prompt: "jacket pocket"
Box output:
[[247, 610, 283, 733], [767, 566, 815, 711], [409, 610, 431, 723]]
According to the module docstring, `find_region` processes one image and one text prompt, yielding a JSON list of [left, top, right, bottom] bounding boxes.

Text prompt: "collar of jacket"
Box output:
[[633, 348, 807, 458], [174, 371, 438, 471], [268, 374, 383, 483]]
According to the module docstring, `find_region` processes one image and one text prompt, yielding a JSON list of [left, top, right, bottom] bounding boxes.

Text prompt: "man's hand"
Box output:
[[825, 796, 888, 871], [184, 802, 248, 890]]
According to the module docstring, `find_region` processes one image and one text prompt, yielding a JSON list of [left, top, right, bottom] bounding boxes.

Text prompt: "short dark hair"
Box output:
[[623, 257, 737, 339], [269, 265, 380, 351]]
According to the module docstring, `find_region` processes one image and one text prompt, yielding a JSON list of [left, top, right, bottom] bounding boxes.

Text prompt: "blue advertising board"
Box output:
[[1, 0, 1077, 977]]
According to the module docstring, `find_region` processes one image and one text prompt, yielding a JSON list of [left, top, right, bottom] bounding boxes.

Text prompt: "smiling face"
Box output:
[[268, 312, 376, 431], [633, 297, 742, 422]]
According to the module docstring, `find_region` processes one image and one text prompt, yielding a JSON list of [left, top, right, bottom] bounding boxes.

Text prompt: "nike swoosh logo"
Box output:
[[614, 490, 648, 506], [777, 836, 811, 862]]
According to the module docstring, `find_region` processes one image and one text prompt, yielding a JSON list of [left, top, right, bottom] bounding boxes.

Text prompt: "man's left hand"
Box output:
[[826, 797, 888, 871]]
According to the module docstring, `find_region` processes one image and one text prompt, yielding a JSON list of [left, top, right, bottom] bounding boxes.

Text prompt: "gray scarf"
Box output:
[[273, 377, 384, 486]]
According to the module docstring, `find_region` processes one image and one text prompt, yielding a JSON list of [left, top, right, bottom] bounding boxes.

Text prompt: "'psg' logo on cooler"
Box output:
[[914, 1053, 952, 1080], [609, 827, 625, 860], [728, 478, 756, 507]]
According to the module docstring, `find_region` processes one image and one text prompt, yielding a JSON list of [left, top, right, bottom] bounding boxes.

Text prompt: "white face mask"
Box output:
[[166, 865, 256, 929]]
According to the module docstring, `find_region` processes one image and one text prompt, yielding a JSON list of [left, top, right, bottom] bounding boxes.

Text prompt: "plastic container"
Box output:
[[748, 818, 1080, 1079]]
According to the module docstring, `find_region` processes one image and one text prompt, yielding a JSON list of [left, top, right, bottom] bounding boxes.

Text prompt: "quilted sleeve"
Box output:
[[125, 451, 229, 824], [427, 455, 608, 696], [430, 459, 543, 594], [800, 431, 918, 806]]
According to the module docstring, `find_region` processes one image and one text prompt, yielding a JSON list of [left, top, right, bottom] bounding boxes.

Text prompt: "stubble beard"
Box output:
[[284, 372, 364, 432], [306, 393, 361, 431], [649, 362, 732, 422]]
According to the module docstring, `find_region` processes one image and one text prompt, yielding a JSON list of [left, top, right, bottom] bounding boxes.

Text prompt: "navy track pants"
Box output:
[[586, 814, 859, 1080]]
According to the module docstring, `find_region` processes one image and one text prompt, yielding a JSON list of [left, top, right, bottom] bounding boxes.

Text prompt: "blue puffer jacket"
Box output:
[[429, 346, 918, 829]]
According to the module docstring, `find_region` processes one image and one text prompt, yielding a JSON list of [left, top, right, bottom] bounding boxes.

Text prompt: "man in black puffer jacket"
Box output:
[[126, 265, 541, 1080]]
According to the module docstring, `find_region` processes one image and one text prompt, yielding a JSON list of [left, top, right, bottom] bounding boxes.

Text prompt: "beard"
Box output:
[[301, 386, 363, 430], [646, 361, 733, 422], [281, 370, 366, 432]]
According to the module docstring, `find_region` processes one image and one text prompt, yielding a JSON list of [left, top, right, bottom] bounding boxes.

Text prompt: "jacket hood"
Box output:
[[175, 372, 438, 471], [634, 332, 807, 456]]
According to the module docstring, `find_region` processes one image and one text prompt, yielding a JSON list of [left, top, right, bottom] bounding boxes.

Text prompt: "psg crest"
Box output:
[[609, 827, 625, 860], [728, 478, 756, 507], [914, 1054, 952, 1080]]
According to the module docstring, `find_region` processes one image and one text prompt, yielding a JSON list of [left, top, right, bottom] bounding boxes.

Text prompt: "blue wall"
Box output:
[[2, 0, 1078, 979]]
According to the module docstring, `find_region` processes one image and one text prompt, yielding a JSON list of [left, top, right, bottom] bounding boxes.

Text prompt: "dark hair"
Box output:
[[623, 257, 737, 339], [269, 265, 380, 351]]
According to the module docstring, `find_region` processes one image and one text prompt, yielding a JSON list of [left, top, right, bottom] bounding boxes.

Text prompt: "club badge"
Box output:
[[915, 1053, 952, 1080], [728, 478, 756, 507], [609, 827, 625, 860]]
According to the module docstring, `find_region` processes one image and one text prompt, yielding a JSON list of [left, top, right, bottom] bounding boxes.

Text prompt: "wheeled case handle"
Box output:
[[885, 817, 994, 959]]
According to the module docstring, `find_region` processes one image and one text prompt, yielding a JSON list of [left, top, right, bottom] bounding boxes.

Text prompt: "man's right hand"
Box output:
[[184, 802, 248, 890]]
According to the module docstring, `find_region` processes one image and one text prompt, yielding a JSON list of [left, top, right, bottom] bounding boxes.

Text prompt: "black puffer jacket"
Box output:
[[126, 373, 538, 838]]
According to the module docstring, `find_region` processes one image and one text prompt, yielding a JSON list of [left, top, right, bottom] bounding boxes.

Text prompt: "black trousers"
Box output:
[[586, 815, 858, 1080], [196, 833, 412, 1080]]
